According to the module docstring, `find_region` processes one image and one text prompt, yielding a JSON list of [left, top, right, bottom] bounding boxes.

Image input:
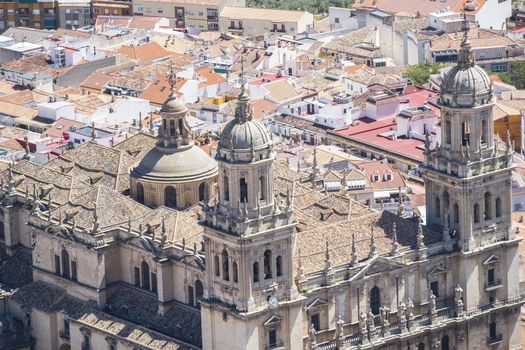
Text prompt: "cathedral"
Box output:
[[0, 27, 522, 350]]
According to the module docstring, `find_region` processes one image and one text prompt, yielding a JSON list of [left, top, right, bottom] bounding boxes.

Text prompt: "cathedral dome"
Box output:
[[439, 33, 493, 108], [132, 145, 217, 182], [219, 119, 271, 151], [161, 95, 187, 114]]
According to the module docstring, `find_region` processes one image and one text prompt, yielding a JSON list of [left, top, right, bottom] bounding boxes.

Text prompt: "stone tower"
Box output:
[[422, 23, 521, 342], [200, 80, 304, 350]]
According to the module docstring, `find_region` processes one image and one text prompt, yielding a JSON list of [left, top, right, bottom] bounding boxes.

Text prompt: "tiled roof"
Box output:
[[353, 0, 487, 16], [263, 80, 301, 103], [321, 26, 382, 58], [430, 29, 517, 52], [80, 71, 113, 90], [355, 160, 407, 190], [117, 42, 177, 62], [252, 99, 279, 120], [113, 132, 156, 160], [220, 6, 311, 21], [45, 118, 85, 139]]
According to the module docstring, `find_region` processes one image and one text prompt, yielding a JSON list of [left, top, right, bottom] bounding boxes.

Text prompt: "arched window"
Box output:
[[495, 197, 502, 218], [441, 335, 449, 350], [489, 321, 497, 340], [474, 203, 480, 223], [443, 191, 449, 210], [462, 122, 470, 146], [453, 203, 459, 224], [233, 261, 238, 283], [370, 286, 381, 315], [165, 186, 177, 208], [141, 261, 150, 290], [136, 183, 144, 204], [198, 183, 207, 202], [259, 176, 265, 201], [418, 343, 425, 350], [222, 249, 229, 281], [253, 262, 259, 283], [214, 255, 220, 277], [61, 249, 70, 278], [484, 192, 492, 220], [445, 120, 451, 145], [276, 255, 283, 277], [240, 178, 248, 203], [435, 196, 441, 218], [481, 119, 487, 143], [224, 175, 230, 201], [264, 250, 272, 280], [195, 280, 204, 308]]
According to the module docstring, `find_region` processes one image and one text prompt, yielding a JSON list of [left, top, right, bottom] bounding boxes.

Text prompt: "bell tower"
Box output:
[[199, 74, 304, 350], [421, 20, 520, 322]]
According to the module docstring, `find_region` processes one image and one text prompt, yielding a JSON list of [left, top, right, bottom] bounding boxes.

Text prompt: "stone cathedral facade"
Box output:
[[0, 29, 522, 350]]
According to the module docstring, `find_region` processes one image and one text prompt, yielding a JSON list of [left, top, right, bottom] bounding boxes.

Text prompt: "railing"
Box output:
[[207, 15, 218, 21], [485, 278, 503, 289], [228, 26, 243, 30]]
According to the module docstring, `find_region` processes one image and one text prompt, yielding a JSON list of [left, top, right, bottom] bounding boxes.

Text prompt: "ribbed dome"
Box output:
[[160, 95, 187, 114], [131, 145, 218, 182], [440, 65, 492, 107], [219, 118, 271, 151]]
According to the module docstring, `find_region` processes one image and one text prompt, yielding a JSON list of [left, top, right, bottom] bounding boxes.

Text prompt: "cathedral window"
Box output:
[[136, 183, 144, 204], [268, 329, 277, 348], [441, 335, 449, 350], [195, 280, 204, 308], [310, 313, 320, 331], [276, 255, 283, 277], [481, 119, 487, 144], [484, 192, 492, 220], [165, 186, 177, 208], [222, 249, 229, 281], [61, 249, 70, 278], [233, 261, 238, 283], [253, 262, 260, 282], [151, 272, 157, 294], [188, 285, 195, 306], [430, 280, 439, 298], [224, 176, 230, 201], [198, 183, 207, 202], [141, 261, 150, 290], [240, 178, 248, 203], [214, 255, 220, 277], [461, 122, 470, 146], [370, 286, 381, 315], [495, 197, 502, 218], [445, 120, 451, 145], [259, 176, 266, 201], [453, 203, 459, 224], [71, 260, 77, 281], [487, 267, 495, 286], [489, 322, 497, 340], [435, 196, 441, 218], [474, 204, 480, 223], [264, 250, 273, 280], [134, 267, 140, 286], [55, 254, 61, 275]]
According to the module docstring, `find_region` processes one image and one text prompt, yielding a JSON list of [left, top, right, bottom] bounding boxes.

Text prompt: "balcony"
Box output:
[[207, 15, 218, 21], [487, 334, 503, 345], [485, 278, 503, 291], [270, 28, 286, 33], [228, 26, 243, 31]]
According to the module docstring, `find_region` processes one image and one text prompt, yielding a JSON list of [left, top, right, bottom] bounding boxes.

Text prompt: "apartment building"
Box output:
[[57, 0, 91, 29], [92, 0, 131, 20], [220, 6, 314, 37], [0, 0, 57, 30], [132, 0, 244, 31]]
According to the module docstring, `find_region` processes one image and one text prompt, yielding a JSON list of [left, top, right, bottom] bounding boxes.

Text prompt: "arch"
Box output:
[[136, 183, 144, 204], [474, 203, 480, 223], [276, 255, 283, 277], [445, 120, 451, 144], [370, 286, 381, 315], [441, 335, 449, 350], [224, 175, 230, 201], [141, 261, 150, 290], [253, 262, 260, 282], [259, 176, 266, 201], [233, 261, 238, 283], [240, 178, 248, 203], [214, 255, 220, 277], [484, 192, 492, 220], [435, 196, 441, 218], [198, 182, 207, 202], [61, 249, 70, 278], [264, 250, 272, 280], [222, 249, 229, 281], [165, 186, 177, 208], [453, 203, 459, 224], [495, 197, 502, 218]]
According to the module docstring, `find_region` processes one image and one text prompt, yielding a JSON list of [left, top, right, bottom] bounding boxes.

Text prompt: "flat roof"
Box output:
[[5, 42, 42, 52]]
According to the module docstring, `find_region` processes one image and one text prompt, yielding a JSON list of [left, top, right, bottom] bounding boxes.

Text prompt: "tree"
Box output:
[[246, 0, 354, 14], [486, 61, 525, 89], [403, 63, 445, 85]]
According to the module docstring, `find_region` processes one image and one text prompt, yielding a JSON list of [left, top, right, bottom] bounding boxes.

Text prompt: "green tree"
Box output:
[[486, 61, 525, 89], [403, 63, 445, 85], [246, 0, 354, 14]]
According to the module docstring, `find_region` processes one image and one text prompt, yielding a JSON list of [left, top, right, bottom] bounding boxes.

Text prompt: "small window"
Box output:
[[430, 280, 439, 298], [311, 313, 320, 331], [269, 329, 277, 348], [214, 255, 220, 277], [488, 268, 495, 286], [63, 319, 70, 337], [276, 256, 283, 277]]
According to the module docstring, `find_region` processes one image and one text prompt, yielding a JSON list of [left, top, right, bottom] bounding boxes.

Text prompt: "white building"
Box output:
[[328, 7, 359, 31]]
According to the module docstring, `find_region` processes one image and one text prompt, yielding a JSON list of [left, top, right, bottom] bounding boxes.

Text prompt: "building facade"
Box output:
[[0, 0, 57, 29]]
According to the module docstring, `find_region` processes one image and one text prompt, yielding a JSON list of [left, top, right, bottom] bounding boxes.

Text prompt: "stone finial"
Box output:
[[324, 239, 332, 273], [91, 122, 97, 141], [92, 207, 99, 234], [336, 314, 345, 341], [7, 163, 15, 193], [309, 323, 317, 349], [47, 195, 52, 222], [351, 232, 357, 265], [506, 129, 511, 153], [138, 112, 143, 130], [149, 113, 154, 135], [417, 222, 425, 248], [127, 218, 132, 233], [390, 222, 399, 256], [369, 226, 376, 258], [296, 248, 305, 280]]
